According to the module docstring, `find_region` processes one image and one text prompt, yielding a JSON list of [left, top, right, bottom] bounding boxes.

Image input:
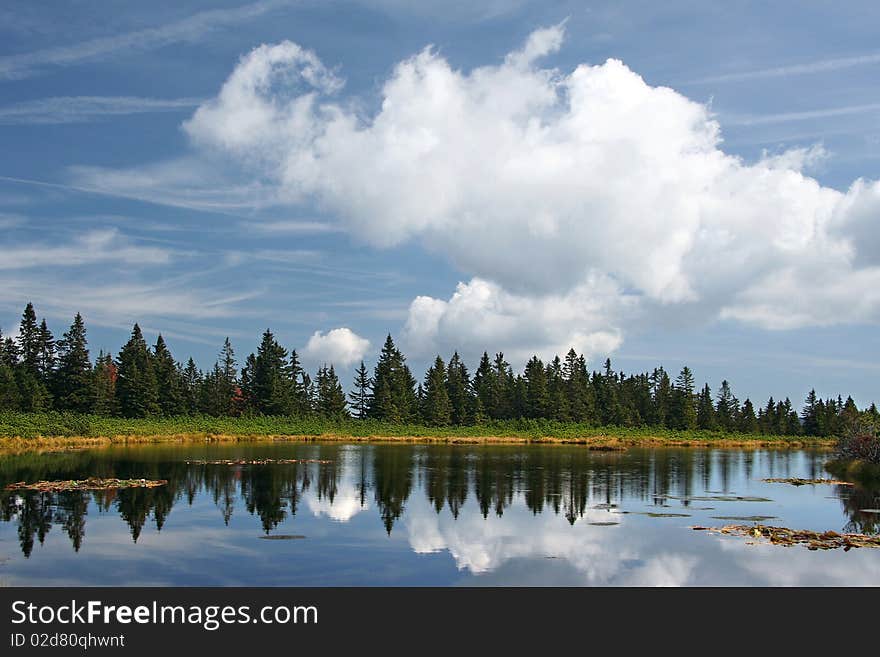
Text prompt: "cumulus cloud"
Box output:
[[302, 328, 370, 366], [159, 25, 880, 356], [402, 277, 628, 361]]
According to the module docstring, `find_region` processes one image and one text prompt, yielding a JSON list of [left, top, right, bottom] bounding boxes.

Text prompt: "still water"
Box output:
[[1, 443, 878, 586]]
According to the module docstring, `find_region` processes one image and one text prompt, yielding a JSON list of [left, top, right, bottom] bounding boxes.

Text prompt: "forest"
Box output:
[[1, 302, 877, 437]]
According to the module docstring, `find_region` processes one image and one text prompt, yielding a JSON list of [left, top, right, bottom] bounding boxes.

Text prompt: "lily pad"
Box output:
[[711, 515, 778, 522], [588, 521, 620, 526]]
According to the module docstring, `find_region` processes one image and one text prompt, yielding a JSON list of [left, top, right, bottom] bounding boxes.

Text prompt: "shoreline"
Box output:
[[0, 432, 836, 454]]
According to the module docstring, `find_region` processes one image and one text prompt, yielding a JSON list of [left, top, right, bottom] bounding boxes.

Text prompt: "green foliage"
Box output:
[[0, 302, 873, 438], [115, 324, 160, 418], [53, 313, 92, 413]]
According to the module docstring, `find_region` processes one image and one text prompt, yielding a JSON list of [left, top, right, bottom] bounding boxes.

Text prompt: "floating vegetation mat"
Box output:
[[618, 511, 691, 518], [185, 459, 331, 466], [588, 521, 620, 526], [4, 477, 167, 492], [258, 535, 306, 540], [762, 478, 853, 486], [692, 524, 880, 550], [711, 515, 778, 522], [670, 495, 773, 503]]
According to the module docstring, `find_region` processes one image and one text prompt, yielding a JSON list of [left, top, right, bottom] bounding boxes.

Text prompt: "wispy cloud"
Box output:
[[0, 96, 202, 124], [0, 228, 171, 270], [242, 219, 343, 234], [691, 52, 880, 84], [725, 102, 880, 126], [0, 0, 293, 80]]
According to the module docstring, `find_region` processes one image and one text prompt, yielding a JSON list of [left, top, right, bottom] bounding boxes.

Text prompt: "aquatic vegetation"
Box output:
[[692, 524, 880, 550], [4, 477, 167, 492], [258, 535, 306, 540], [710, 516, 778, 522], [185, 458, 332, 465], [763, 477, 853, 486]]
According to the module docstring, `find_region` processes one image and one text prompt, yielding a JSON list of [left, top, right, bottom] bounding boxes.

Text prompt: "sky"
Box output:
[[1, 0, 878, 407]]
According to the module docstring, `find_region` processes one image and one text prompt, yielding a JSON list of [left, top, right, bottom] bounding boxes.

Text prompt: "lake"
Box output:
[[1, 442, 878, 586]]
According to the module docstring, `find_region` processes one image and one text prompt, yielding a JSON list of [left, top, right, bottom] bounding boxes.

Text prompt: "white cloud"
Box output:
[[302, 328, 370, 366], [402, 277, 627, 362], [0, 228, 171, 270], [97, 25, 880, 357], [0, 96, 202, 124]]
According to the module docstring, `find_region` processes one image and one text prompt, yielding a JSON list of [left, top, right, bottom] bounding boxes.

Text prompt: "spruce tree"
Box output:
[[153, 335, 185, 415], [115, 324, 160, 417], [250, 329, 293, 415], [92, 351, 118, 415], [348, 360, 371, 419], [53, 313, 92, 412], [738, 398, 758, 433], [316, 364, 348, 418], [37, 318, 56, 384], [182, 358, 202, 414], [668, 366, 696, 430], [368, 335, 416, 422], [421, 356, 451, 426], [801, 389, 819, 436], [0, 360, 20, 410], [472, 352, 495, 418], [446, 352, 471, 425], [17, 302, 40, 375], [696, 383, 717, 430], [523, 356, 549, 419], [715, 380, 738, 431]]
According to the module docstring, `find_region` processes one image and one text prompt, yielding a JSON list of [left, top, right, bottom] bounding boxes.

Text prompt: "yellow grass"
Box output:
[[0, 432, 836, 454]]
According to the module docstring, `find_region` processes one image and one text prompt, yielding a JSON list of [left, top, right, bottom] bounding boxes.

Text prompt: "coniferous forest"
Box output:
[[1, 302, 877, 437]]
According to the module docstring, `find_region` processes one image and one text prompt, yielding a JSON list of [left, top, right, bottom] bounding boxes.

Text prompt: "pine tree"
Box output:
[[348, 360, 371, 419], [53, 313, 92, 412], [421, 356, 451, 426], [115, 324, 160, 417]]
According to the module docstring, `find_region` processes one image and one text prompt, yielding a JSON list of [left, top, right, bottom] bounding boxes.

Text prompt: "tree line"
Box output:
[[1, 302, 876, 436]]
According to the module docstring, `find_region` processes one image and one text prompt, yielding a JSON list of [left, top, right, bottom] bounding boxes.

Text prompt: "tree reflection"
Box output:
[[0, 446, 868, 556]]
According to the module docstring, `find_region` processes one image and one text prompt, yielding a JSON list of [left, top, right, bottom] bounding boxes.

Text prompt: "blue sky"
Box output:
[[1, 1, 878, 407]]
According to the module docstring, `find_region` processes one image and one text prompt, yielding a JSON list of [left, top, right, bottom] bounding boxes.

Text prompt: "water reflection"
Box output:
[[0, 444, 877, 585]]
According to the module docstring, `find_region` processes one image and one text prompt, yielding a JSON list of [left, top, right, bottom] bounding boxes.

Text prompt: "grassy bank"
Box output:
[[0, 411, 834, 452], [824, 458, 880, 486]]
